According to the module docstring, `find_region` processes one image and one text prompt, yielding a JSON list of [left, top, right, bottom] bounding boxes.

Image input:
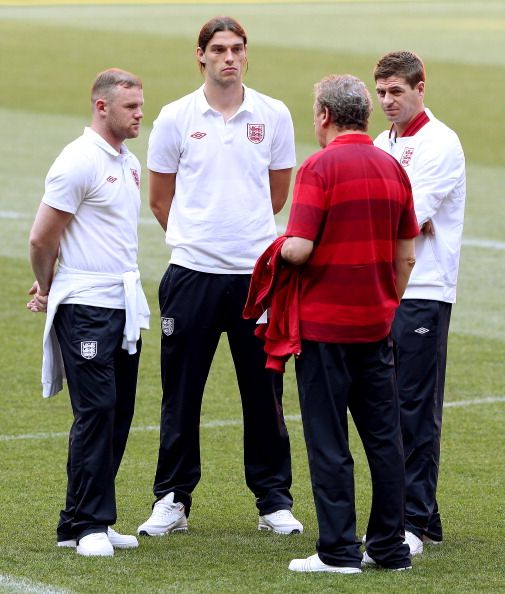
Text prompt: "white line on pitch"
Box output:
[[443, 396, 505, 407], [1, 210, 505, 251], [15, 207, 505, 251], [0, 574, 71, 594], [0, 398, 503, 443], [461, 238, 505, 250]]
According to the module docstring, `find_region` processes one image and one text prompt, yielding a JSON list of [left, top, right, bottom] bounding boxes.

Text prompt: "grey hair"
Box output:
[[314, 74, 372, 131]]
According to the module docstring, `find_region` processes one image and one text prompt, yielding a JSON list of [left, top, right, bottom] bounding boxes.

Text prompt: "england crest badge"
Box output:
[[161, 317, 175, 336], [247, 123, 265, 144], [130, 168, 140, 188], [80, 341, 97, 360], [400, 147, 415, 167]]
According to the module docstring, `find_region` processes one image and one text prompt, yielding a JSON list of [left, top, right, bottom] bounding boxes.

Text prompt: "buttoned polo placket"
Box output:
[[199, 86, 254, 146], [205, 109, 234, 145]]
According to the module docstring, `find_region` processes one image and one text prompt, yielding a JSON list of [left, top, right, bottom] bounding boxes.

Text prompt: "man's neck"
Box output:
[[90, 122, 122, 152], [393, 108, 425, 138], [203, 80, 244, 122], [324, 127, 367, 147]]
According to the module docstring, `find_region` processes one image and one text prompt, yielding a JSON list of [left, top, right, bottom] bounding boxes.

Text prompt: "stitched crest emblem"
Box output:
[[130, 168, 140, 188], [247, 123, 265, 144], [400, 147, 415, 167], [80, 341, 97, 359], [161, 317, 174, 336]]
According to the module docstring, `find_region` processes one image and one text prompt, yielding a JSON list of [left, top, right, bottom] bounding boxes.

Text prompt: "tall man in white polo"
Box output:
[[28, 68, 149, 557], [138, 16, 302, 536]]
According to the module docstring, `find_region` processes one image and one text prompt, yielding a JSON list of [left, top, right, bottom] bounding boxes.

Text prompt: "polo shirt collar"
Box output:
[[327, 133, 373, 147], [388, 109, 430, 141], [240, 85, 255, 114], [197, 86, 212, 113], [83, 126, 129, 157], [197, 84, 254, 116]]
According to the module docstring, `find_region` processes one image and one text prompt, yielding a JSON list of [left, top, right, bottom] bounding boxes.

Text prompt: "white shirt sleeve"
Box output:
[[147, 105, 182, 174], [42, 148, 92, 214], [412, 132, 465, 225], [269, 101, 296, 170]]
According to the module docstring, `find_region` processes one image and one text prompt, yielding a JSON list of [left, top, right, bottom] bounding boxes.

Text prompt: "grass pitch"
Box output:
[[0, 2, 504, 593]]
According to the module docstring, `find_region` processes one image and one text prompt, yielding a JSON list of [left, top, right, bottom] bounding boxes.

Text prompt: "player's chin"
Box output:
[[127, 126, 140, 138], [221, 72, 239, 83]]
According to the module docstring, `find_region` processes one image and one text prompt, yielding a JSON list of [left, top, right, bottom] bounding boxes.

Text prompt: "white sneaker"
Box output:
[[137, 492, 188, 536], [76, 532, 114, 557], [258, 509, 303, 535], [404, 531, 423, 556], [362, 551, 377, 567], [362, 551, 412, 571], [107, 527, 138, 549], [57, 527, 138, 549], [422, 534, 442, 545], [289, 553, 361, 574], [363, 531, 422, 553]]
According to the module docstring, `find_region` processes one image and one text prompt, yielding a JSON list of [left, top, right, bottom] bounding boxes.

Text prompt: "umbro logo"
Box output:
[[190, 132, 207, 139], [106, 176, 117, 183], [414, 327, 430, 335]]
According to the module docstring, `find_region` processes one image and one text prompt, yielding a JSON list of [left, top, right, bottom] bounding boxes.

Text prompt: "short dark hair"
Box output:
[[91, 68, 142, 104], [314, 74, 372, 132], [373, 51, 426, 88], [197, 16, 247, 73]]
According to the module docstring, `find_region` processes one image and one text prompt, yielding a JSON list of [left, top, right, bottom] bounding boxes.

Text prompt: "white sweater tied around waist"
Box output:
[[41, 265, 150, 398]]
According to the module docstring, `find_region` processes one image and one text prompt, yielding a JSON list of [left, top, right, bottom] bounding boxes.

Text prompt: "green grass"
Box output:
[[0, 2, 504, 593]]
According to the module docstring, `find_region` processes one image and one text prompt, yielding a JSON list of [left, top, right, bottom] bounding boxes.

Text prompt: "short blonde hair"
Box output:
[[91, 68, 142, 104]]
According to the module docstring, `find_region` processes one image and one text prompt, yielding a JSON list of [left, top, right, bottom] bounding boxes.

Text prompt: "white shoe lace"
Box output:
[[270, 510, 293, 520], [151, 498, 182, 522]]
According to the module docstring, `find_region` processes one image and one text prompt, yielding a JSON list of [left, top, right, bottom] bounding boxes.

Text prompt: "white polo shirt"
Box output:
[[42, 127, 142, 306], [148, 85, 296, 274]]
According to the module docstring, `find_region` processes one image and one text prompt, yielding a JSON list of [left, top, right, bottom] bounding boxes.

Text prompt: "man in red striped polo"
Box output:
[[283, 74, 419, 573]]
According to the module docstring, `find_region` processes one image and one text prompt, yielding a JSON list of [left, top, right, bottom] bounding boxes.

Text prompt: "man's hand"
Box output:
[[421, 219, 434, 236], [281, 236, 314, 265], [26, 281, 49, 313]]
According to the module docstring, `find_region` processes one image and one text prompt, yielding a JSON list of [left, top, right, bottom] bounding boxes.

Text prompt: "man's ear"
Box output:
[[196, 47, 205, 65], [322, 106, 331, 128], [95, 99, 107, 116]]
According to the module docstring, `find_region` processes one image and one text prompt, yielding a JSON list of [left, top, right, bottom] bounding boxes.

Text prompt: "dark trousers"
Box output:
[[392, 299, 452, 541], [54, 304, 141, 541], [153, 265, 293, 516], [295, 338, 410, 569]]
